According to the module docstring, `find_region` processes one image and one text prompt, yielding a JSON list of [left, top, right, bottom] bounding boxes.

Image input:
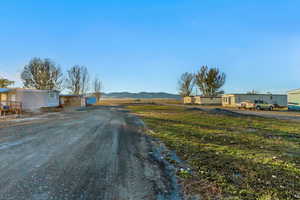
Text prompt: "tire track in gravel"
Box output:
[[0, 107, 181, 200]]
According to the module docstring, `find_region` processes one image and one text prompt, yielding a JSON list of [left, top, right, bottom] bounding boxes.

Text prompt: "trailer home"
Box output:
[[184, 96, 222, 105], [288, 89, 300, 110], [0, 88, 60, 111], [222, 94, 287, 107]]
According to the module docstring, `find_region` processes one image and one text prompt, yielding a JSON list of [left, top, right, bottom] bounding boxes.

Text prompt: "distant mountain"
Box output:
[[102, 92, 181, 99]]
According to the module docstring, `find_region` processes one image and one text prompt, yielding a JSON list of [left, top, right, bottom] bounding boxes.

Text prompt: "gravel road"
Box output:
[[0, 107, 178, 200]]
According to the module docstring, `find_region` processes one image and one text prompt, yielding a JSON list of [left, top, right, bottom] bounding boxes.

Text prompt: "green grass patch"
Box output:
[[128, 105, 300, 200]]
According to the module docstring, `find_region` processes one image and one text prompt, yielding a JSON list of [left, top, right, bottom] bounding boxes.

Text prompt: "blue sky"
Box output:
[[0, 0, 299, 94]]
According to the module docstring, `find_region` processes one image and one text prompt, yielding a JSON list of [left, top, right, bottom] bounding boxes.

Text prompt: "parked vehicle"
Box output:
[[237, 101, 250, 109], [255, 100, 275, 110], [245, 100, 275, 110]]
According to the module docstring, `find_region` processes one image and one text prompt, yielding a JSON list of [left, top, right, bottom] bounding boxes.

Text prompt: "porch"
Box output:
[[0, 88, 22, 116]]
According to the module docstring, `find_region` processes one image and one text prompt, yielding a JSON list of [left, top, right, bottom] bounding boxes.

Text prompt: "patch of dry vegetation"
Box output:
[[98, 98, 181, 106], [127, 105, 300, 200]]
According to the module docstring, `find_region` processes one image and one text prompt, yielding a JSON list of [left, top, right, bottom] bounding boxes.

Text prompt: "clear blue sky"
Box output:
[[0, 0, 299, 94]]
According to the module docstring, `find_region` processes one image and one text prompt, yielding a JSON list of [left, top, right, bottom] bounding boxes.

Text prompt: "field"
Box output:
[[98, 98, 181, 106], [127, 104, 300, 200]]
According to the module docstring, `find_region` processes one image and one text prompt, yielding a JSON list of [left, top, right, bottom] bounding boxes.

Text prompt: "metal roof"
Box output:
[[0, 88, 59, 93], [14, 88, 60, 93], [0, 88, 12, 93], [60, 94, 83, 97], [186, 96, 222, 98]]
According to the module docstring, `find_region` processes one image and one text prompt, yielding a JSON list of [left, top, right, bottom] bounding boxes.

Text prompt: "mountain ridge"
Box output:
[[102, 92, 180, 99]]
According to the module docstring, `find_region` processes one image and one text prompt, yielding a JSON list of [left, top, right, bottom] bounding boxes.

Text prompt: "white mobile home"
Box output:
[[184, 96, 222, 105], [288, 89, 300, 110], [222, 94, 287, 107], [0, 88, 60, 111]]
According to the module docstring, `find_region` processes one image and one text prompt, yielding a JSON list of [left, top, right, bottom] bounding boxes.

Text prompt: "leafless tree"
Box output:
[[178, 72, 195, 97], [80, 67, 89, 95], [247, 90, 258, 94], [66, 65, 89, 95], [21, 58, 63, 90], [195, 66, 226, 97], [93, 77, 102, 102]]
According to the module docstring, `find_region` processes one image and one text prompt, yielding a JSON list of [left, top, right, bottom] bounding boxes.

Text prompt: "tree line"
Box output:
[[0, 77, 14, 88], [178, 66, 226, 97], [1, 57, 102, 100]]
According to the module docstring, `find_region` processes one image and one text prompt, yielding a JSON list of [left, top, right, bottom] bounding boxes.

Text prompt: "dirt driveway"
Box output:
[[0, 107, 180, 200]]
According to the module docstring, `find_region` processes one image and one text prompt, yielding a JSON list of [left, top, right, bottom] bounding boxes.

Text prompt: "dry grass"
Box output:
[[127, 104, 300, 200], [97, 98, 181, 106]]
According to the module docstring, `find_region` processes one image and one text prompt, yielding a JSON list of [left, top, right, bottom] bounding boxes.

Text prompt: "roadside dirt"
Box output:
[[0, 106, 183, 200]]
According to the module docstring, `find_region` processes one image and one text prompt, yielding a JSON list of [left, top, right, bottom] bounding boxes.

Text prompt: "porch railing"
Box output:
[[0, 101, 22, 115]]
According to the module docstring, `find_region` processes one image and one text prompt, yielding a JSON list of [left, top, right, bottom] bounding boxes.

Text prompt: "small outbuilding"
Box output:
[[0, 88, 60, 111], [184, 96, 222, 105], [222, 94, 288, 107], [59, 95, 86, 107], [288, 89, 300, 110], [85, 96, 97, 106]]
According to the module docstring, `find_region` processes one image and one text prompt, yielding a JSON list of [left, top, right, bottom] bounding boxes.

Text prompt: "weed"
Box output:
[[128, 105, 300, 200]]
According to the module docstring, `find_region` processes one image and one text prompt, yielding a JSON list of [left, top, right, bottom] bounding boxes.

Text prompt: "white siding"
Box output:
[[16, 90, 59, 111], [183, 97, 194, 104], [222, 95, 236, 107], [222, 94, 287, 107], [47, 91, 59, 107], [184, 96, 222, 105], [288, 89, 300, 110], [194, 97, 222, 105]]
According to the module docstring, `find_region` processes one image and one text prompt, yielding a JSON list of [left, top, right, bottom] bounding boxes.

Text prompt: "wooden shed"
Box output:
[[222, 94, 287, 107], [288, 89, 300, 110], [59, 95, 86, 107]]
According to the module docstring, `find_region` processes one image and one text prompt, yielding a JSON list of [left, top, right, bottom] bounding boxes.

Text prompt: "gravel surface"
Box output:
[[224, 109, 300, 121], [165, 103, 300, 122], [0, 107, 178, 200]]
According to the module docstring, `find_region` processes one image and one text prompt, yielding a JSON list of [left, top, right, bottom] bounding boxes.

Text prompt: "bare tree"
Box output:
[[0, 77, 14, 88], [178, 72, 195, 97], [66, 65, 89, 95], [21, 58, 63, 90], [247, 89, 258, 94], [80, 67, 89, 95], [93, 77, 102, 102], [66, 65, 81, 95], [195, 66, 226, 97]]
